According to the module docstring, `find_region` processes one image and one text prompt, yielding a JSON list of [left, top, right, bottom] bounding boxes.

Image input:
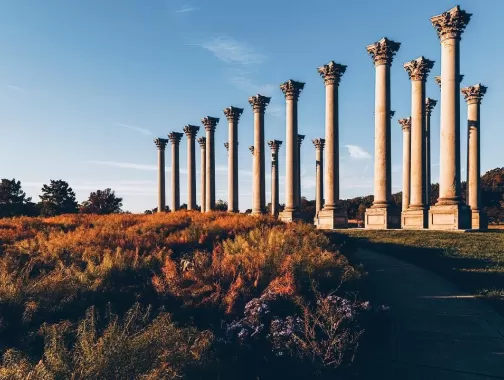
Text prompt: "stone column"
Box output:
[[201, 117, 219, 212], [183, 125, 199, 210], [434, 75, 464, 88], [249, 146, 254, 155], [315, 61, 348, 229], [168, 132, 183, 211], [296, 134, 305, 206], [462, 84, 487, 229], [224, 106, 243, 213], [312, 138, 325, 217], [248, 95, 270, 215], [268, 140, 282, 216], [425, 98, 437, 207], [154, 138, 168, 212], [364, 38, 401, 229], [429, 5, 471, 230], [197, 137, 206, 212], [401, 57, 434, 229], [279, 80, 304, 222], [398, 118, 411, 211]]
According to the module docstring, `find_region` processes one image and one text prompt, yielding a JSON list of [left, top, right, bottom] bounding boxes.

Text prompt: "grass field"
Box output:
[[334, 229, 504, 313], [0, 212, 374, 379]]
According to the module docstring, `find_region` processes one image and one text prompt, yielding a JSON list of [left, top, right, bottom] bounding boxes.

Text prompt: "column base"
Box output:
[[428, 204, 471, 230], [315, 208, 348, 229], [401, 208, 428, 229], [365, 206, 400, 229], [470, 210, 488, 230], [278, 210, 303, 223]]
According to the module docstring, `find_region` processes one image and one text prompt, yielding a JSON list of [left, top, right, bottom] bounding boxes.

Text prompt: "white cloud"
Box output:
[[114, 122, 152, 136], [84, 160, 187, 174], [175, 6, 198, 13], [228, 70, 275, 95], [199, 36, 266, 65], [345, 145, 371, 160], [6, 84, 26, 92]]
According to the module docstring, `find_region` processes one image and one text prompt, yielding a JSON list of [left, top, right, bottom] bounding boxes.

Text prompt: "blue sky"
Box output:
[[1, 0, 502, 212]]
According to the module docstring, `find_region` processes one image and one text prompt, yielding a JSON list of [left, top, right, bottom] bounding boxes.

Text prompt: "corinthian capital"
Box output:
[[390, 110, 396, 119], [223, 106, 244, 121], [312, 138, 325, 150], [431, 5, 471, 42], [154, 138, 168, 150], [297, 134, 305, 146], [461, 84, 487, 105], [249, 146, 254, 155], [168, 132, 183, 145], [201, 116, 219, 131], [317, 61, 346, 86], [224, 142, 229, 151], [268, 140, 282, 151], [280, 80, 305, 101], [197, 137, 206, 148], [366, 37, 401, 66], [248, 94, 271, 113], [404, 56, 435, 81], [183, 125, 199, 138], [398, 117, 411, 131], [425, 98, 438, 115]]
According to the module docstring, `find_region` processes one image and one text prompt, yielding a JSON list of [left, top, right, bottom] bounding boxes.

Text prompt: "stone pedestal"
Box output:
[[279, 80, 304, 223], [428, 204, 470, 230], [471, 211, 488, 230], [316, 209, 349, 230], [365, 207, 400, 230], [365, 38, 401, 229]]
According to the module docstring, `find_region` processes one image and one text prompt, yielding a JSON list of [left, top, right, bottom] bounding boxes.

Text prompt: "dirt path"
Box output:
[[353, 248, 504, 379]]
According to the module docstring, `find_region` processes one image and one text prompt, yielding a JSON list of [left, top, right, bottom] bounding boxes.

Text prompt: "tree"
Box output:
[[144, 206, 170, 214], [215, 199, 228, 211], [80, 188, 123, 215], [39, 180, 78, 216], [0, 179, 37, 217]]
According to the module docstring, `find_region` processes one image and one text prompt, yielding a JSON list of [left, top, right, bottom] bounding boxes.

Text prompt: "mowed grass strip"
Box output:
[[333, 230, 504, 312]]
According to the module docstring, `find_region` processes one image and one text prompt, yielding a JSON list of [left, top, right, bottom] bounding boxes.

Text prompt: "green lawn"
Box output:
[[331, 230, 504, 312]]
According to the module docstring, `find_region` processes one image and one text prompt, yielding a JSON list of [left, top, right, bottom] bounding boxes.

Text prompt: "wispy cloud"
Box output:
[[175, 5, 198, 13], [199, 36, 266, 65], [345, 145, 371, 160], [85, 160, 157, 171], [6, 84, 26, 93], [228, 69, 275, 94], [114, 122, 152, 136]]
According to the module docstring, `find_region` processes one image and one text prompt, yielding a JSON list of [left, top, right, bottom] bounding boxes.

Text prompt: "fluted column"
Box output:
[[183, 125, 199, 210], [365, 37, 401, 229], [296, 134, 305, 205], [268, 140, 282, 216], [462, 84, 487, 229], [197, 137, 206, 212], [248, 95, 270, 215], [201, 117, 219, 212], [429, 5, 471, 230], [224, 106, 243, 212], [399, 118, 411, 211], [154, 138, 168, 212], [168, 132, 183, 211], [312, 139, 325, 216], [425, 99, 437, 207], [279, 80, 304, 222]]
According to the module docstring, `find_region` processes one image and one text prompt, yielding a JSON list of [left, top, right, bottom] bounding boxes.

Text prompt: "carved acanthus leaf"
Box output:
[[431, 5, 471, 41], [404, 56, 435, 81], [366, 37, 401, 66], [248, 95, 271, 113], [280, 80, 305, 101], [461, 84, 487, 105], [317, 61, 346, 86]]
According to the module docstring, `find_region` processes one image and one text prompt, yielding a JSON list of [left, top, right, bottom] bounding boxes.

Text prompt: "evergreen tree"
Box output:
[[80, 188, 123, 215], [39, 180, 78, 216]]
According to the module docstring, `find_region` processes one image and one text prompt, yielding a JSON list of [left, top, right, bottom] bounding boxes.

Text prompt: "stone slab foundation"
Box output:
[[401, 209, 429, 229], [365, 207, 400, 229], [315, 209, 348, 230]]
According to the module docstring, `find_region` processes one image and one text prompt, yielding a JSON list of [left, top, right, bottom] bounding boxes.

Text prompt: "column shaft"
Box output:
[[200, 144, 206, 212], [205, 129, 215, 211], [438, 37, 461, 204], [324, 83, 338, 208], [187, 135, 196, 210], [228, 118, 239, 212], [409, 80, 426, 209], [272, 152, 279, 216], [158, 148, 166, 212], [467, 102, 480, 211], [285, 98, 297, 212], [402, 126, 411, 211], [171, 142, 180, 211], [372, 64, 391, 207], [252, 111, 265, 214], [425, 107, 432, 207], [315, 145, 324, 214]]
